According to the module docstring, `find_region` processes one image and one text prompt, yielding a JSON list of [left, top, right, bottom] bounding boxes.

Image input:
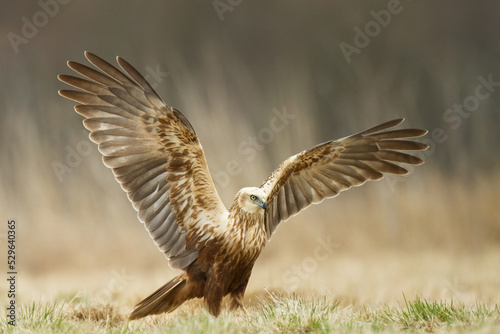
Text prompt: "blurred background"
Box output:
[[1, 1, 499, 308]]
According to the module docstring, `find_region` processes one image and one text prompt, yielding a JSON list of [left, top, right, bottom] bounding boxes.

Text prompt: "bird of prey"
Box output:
[[58, 52, 428, 320]]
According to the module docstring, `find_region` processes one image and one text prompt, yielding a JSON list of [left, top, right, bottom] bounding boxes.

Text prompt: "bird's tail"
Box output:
[[129, 274, 188, 320]]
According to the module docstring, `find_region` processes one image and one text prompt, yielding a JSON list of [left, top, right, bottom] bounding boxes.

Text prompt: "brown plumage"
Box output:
[[58, 52, 429, 319]]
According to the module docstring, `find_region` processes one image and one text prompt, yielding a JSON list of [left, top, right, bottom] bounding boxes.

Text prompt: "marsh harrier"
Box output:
[[58, 52, 428, 319]]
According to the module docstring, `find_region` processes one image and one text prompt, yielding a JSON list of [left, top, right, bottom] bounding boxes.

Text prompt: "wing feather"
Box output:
[[152, 212, 178, 244], [148, 206, 173, 238], [67, 61, 122, 88], [284, 181, 299, 214], [289, 178, 308, 210], [261, 118, 428, 239], [75, 104, 141, 119], [377, 140, 428, 150], [59, 52, 227, 270]]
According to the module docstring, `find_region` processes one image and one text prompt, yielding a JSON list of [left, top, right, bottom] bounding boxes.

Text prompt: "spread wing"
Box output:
[[260, 118, 428, 239], [58, 52, 227, 270]]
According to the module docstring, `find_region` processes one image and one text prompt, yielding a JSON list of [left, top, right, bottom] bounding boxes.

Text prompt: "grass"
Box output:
[[381, 295, 500, 332], [2, 249, 499, 333], [1, 294, 498, 333]]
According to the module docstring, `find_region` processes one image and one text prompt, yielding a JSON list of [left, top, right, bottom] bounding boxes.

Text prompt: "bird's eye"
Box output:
[[250, 195, 257, 201]]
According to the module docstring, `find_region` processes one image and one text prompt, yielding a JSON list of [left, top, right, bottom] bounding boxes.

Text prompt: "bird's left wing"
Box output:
[[58, 52, 227, 270], [260, 118, 428, 240]]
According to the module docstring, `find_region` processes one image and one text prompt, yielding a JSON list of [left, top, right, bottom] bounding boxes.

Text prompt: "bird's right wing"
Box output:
[[260, 118, 428, 240], [58, 52, 227, 270]]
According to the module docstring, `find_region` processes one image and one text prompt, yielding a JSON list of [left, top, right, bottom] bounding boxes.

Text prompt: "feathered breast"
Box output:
[[225, 207, 267, 264]]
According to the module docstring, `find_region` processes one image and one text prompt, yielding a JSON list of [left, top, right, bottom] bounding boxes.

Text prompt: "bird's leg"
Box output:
[[204, 277, 224, 317], [229, 293, 246, 313], [229, 278, 249, 313], [206, 290, 223, 317]]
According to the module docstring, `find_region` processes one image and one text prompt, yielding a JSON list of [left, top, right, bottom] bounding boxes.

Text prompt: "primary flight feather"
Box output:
[[58, 52, 429, 319]]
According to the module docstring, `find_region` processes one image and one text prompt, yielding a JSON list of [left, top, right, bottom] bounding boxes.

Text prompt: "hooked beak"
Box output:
[[259, 201, 267, 210]]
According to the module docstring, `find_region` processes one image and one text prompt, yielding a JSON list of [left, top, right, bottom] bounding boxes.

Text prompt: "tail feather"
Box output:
[[129, 274, 187, 320]]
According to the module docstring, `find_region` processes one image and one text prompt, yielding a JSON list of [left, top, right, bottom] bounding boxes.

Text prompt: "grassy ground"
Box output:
[[2, 249, 499, 333], [1, 293, 499, 333]]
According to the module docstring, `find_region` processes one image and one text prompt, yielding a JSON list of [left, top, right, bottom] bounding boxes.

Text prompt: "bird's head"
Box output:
[[236, 187, 268, 214]]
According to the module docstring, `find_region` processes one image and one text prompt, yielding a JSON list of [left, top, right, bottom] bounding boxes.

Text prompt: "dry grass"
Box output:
[[1, 292, 499, 333], [2, 246, 498, 332], [15, 247, 500, 307]]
